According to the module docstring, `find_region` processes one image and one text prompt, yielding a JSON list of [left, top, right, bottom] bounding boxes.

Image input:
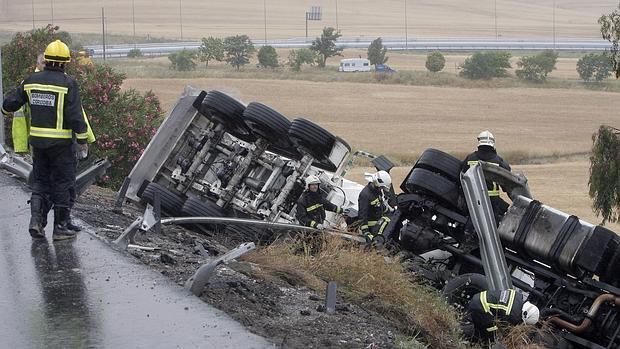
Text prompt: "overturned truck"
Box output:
[[122, 88, 620, 348]]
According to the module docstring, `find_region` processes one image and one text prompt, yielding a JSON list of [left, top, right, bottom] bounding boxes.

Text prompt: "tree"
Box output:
[[287, 48, 317, 72], [589, 126, 620, 224], [223, 35, 255, 70], [515, 50, 558, 83], [599, 5, 620, 78], [127, 48, 143, 58], [459, 51, 512, 80], [367, 37, 388, 66], [257, 45, 279, 68], [576, 53, 612, 82], [198, 36, 224, 68], [168, 49, 197, 71], [310, 27, 343, 68], [425, 51, 446, 73]]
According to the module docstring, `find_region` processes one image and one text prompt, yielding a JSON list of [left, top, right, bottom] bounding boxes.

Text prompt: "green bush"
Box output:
[[589, 125, 620, 224], [168, 49, 197, 71], [367, 37, 388, 66], [515, 50, 558, 83], [287, 48, 317, 72], [425, 51, 445, 73], [2, 26, 164, 188], [459, 51, 512, 79], [198, 36, 224, 68], [577, 53, 612, 82], [127, 48, 143, 58], [257, 45, 279, 68]]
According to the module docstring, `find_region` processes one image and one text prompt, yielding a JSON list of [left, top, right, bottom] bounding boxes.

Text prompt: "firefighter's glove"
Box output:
[[315, 224, 325, 230], [77, 143, 89, 160]]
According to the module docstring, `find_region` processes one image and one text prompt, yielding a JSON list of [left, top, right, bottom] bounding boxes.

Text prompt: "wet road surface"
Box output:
[[0, 173, 272, 349]]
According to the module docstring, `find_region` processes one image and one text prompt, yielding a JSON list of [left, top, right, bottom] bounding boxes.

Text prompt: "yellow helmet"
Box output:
[[44, 40, 71, 63]]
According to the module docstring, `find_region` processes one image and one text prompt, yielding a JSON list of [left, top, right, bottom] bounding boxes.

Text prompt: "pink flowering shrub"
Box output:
[[2, 26, 163, 189]]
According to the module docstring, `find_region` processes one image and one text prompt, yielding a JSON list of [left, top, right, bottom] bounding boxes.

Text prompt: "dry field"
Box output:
[[0, 0, 616, 40], [124, 77, 619, 161]]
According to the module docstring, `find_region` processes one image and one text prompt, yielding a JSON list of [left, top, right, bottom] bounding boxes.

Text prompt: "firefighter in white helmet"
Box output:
[[358, 170, 394, 243], [468, 289, 540, 342], [462, 130, 512, 222], [296, 175, 343, 229]]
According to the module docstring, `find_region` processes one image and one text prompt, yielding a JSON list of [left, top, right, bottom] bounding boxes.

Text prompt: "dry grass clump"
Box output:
[[244, 235, 465, 349], [496, 323, 556, 349]]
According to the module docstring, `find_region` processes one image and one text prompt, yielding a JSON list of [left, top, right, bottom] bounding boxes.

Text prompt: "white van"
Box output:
[[338, 58, 371, 72]]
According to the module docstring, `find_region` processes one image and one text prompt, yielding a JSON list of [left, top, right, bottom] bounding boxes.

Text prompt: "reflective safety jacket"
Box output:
[[469, 289, 524, 337], [2, 67, 87, 149], [296, 190, 341, 228], [358, 183, 388, 234], [462, 146, 511, 197]]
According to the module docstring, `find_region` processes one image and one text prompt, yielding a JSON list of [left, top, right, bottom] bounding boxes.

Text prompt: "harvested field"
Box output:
[[0, 0, 615, 39], [124, 77, 618, 163]]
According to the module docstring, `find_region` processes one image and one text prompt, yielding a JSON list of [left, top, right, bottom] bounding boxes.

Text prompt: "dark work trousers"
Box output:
[[69, 143, 77, 209], [31, 145, 77, 209]]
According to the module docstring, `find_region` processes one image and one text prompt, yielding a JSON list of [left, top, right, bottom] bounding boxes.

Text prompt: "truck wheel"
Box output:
[[442, 273, 488, 311], [288, 118, 350, 171], [201, 90, 255, 143], [243, 102, 293, 150], [181, 197, 224, 230], [405, 168, 461, 209], [414, 148, 463, 182], [139, 182, 185, 217]]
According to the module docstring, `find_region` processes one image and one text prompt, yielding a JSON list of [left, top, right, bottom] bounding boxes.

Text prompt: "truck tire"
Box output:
[[243, 102, 292, 149], [181, 197, 224, 230], [414, 148, 463, 182], [405, 168, 461, 209], [288, 118, 350, 171], [202, 90, 255, 142], [140, 182, 184, 217], [442, 273, 488, 311]]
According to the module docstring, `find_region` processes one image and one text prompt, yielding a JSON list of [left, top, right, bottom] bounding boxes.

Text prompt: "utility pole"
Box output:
[[494, 0, 498, 40], [404, 0, 408, 50], [305, 12, 309, 39], [179, 0, 183, 41], [32, 0, 35, 29], [552, 0, 556, 50], [102, 7, 106, 62], [51, 0, 54, 25], [263, 0, 267, 44], [132, 0, 137, 48], [335, 0, 339, 31]]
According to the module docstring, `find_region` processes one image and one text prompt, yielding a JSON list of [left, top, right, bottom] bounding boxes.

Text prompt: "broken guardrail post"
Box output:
[[185, 242, 256, 296], [113, 176, 131, 213], [325, 281, 337, 314], [460, 163, 513, 292], [113, 217, 143, 250]]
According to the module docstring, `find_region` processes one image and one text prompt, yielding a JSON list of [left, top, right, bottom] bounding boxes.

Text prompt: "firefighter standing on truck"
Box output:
[[468, 288, 540, 342], [358, 170, 394, 244], [462, 130, 512, 222], [296, 175, 343, 229], [1, 40, 88, 241]]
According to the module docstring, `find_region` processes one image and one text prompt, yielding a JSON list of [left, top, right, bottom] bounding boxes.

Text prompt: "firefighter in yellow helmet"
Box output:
[[76, 50, 93, 65], [2, 40, 88, 241]]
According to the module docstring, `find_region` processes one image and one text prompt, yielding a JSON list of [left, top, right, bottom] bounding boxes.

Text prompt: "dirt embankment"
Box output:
[[74, 186, 418, 348]]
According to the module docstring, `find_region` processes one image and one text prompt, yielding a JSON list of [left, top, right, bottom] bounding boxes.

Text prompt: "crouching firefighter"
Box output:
[[468, 289, 540, 342], [2, 40, 89, 241], [358, 170, 394, 244], [296, 175, 344, 230]]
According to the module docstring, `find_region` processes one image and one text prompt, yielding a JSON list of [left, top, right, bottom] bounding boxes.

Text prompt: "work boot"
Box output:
[[52, 208, 77, 241], [28, 195, 46, 239], [66, 214, 82, 232]]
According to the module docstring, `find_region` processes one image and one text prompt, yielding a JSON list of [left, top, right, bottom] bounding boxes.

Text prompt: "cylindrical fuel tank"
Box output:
[[498, 196, 596, 275]]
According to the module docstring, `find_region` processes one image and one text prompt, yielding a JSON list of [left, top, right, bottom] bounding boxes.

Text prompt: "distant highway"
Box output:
[[87, 36, 611, 58]]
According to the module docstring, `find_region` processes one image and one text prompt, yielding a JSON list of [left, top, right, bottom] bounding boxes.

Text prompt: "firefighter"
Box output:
[[468, 289, 540, 341], [76, 50, 93, 65], [358, 170, 394, 244], [462, 130, 512, 221], [296, 175, 343, 229], [2, 40, 89, 241]]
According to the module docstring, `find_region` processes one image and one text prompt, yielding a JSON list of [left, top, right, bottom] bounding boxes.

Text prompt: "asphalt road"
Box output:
[[0, 172, 272, 349]]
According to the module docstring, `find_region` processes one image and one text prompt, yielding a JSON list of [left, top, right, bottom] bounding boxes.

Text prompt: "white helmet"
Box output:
[[372, 170, 392, 189], [521, 301, 540, 325], [305, 175, 321, 187], [477, 130, 495, 148]]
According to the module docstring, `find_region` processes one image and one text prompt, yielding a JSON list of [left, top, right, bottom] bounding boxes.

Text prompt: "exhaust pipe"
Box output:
[[549, 293, 620, 334]]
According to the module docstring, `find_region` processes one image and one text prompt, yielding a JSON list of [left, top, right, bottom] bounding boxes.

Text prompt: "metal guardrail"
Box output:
[[87, 37, 612, 58]]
